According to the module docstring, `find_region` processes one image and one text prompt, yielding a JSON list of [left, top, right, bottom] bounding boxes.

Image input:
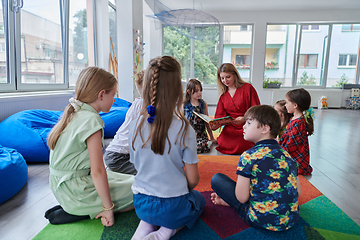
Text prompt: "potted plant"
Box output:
[[263, 77, 282, 88], [267, 80, 282, 88]]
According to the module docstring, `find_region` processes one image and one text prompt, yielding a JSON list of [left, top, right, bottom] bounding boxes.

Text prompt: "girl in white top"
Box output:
[[104, 70, 144, 175], [129, 56, 205, 240], [46, 67, 134, 227]]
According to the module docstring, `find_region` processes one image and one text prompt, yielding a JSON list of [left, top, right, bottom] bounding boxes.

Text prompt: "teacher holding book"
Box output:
[[211, 63, 260, 155]]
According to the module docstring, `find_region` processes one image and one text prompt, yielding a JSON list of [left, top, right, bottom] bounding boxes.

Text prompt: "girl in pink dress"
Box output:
[[211, 63, 260, 155]]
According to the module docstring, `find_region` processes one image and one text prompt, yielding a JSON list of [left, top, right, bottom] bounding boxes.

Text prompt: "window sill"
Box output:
[[0, 90, 74, 99]]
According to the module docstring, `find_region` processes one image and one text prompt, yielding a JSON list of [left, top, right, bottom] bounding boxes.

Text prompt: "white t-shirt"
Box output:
[[106, 98, 143, 154], [129, 115, 198, 198]]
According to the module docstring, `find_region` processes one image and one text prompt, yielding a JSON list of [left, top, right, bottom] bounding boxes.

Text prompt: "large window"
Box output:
[[265, 23, 360, 88], [326, 24, 360, 87], [264, 24, 297, 87], [163, 26, 191, 81], [222, 24, 253, 82], [0, 0, 96, 92], [109, 2, 116, 59], [0, 2, 7, 85], [20, 1, 63, 85], [68, 0, 95, 86], [163, 26, 219, 84], [295, 24, 329, 86]]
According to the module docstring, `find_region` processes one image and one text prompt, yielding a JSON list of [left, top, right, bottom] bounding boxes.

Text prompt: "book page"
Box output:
[[193, 111, 233, 125]]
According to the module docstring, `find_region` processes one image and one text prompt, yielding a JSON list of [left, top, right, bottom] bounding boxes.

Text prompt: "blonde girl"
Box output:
[[279, 88, 314, 175], [45, 67, 134, 227], [104, 70, 145, 175], [129, 56, 205, 240], [211, 63, 260, 155]]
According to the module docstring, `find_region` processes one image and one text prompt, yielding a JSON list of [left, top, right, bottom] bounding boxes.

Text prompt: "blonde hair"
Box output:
[[47, 67, 118, 149], [132, 56, 189, 155], [135, 70, 145, 89], [217, 63, 247, 94]]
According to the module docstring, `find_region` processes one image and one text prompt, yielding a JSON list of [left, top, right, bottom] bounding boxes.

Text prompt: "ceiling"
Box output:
[[153, 0, 360, 12]]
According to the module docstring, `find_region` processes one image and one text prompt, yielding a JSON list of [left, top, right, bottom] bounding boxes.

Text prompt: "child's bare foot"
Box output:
[[210, 192, 229, 206]]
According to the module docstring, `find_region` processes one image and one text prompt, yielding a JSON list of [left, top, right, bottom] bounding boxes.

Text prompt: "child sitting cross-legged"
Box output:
[[211, 105, 301, 231]]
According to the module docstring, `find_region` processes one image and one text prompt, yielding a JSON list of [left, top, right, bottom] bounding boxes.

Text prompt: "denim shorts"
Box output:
[[133, 190, 205, 229]]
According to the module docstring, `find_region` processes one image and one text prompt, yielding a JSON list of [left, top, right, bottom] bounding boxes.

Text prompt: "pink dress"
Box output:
[[215, 83, 260, 155]]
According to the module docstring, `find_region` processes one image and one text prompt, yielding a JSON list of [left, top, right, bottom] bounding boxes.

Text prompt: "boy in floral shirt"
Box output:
[[211, 105, 301, 231]]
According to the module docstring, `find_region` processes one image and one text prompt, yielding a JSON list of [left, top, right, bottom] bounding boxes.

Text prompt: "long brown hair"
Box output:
[[47, 67, 118, 149], [184, 79, 202, 104], [286, 88, 314, 136], [275, 100, 293, 131], [217, 63, 247, 94], [132, 56, 189, 155]]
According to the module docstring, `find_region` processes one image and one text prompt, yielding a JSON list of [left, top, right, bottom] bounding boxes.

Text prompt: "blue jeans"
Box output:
[[211, 173, 250, 224]]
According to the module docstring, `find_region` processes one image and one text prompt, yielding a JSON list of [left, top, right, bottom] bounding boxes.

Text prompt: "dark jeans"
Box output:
[[211, 173, 250, 223], [104, 151, 137, 175]]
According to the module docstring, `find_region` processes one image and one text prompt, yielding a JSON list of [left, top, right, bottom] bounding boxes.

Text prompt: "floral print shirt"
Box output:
[[237, 139, 299, 231]]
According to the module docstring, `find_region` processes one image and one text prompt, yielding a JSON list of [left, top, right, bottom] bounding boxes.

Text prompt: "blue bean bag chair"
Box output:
[[0, 109, 62, 163], [0, 98, 131, 162], [100, 98, 132, 138], [0, 145, 28, 205]]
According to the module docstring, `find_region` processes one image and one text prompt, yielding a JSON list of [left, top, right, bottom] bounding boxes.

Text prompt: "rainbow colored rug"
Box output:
[[33, 155, 360, 240]]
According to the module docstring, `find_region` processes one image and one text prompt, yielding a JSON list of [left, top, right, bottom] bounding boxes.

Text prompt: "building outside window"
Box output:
[[222, 24, 253, 83], [302, 25, 320, 31], [338, 54, 357, 66], [298, 54, 318, 68], [0, 0, 96, 92], [342, 24, 360, 31]]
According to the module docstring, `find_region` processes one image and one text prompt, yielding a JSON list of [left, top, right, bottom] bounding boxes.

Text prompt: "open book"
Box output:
[[192, 110, 233, 126]]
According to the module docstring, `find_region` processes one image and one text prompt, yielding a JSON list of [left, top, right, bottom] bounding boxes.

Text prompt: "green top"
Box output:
[[49, 103, 134, 218]]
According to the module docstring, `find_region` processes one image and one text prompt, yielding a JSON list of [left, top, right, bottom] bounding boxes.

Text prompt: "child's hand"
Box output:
[[95, 210, 115, 227], [210, 139, 218, 144]]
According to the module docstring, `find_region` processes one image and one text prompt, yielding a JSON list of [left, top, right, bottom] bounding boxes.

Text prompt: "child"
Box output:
[[274, 100, 293, 139], [45, 67, 134, 227], [129, 56, 206, 240], [104, 70, 145, 175], [279, 88, 314, 175], [211, 105, 301, 231], [183, 79, 216, 154]]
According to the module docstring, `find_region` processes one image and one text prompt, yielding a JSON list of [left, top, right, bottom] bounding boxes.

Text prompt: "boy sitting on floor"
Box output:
[[211, 105, 301, 231]]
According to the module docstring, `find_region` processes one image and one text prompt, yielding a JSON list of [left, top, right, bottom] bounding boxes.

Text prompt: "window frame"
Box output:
[[0, 0, 97, 93], [293, 23, 332, 88], [298, 54, 319, 68], [221, 23, 254, 83], [338, 54, 357, 67]]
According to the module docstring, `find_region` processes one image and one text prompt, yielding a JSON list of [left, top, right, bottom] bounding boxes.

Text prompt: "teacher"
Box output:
[[211, 63, 260, 155]]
